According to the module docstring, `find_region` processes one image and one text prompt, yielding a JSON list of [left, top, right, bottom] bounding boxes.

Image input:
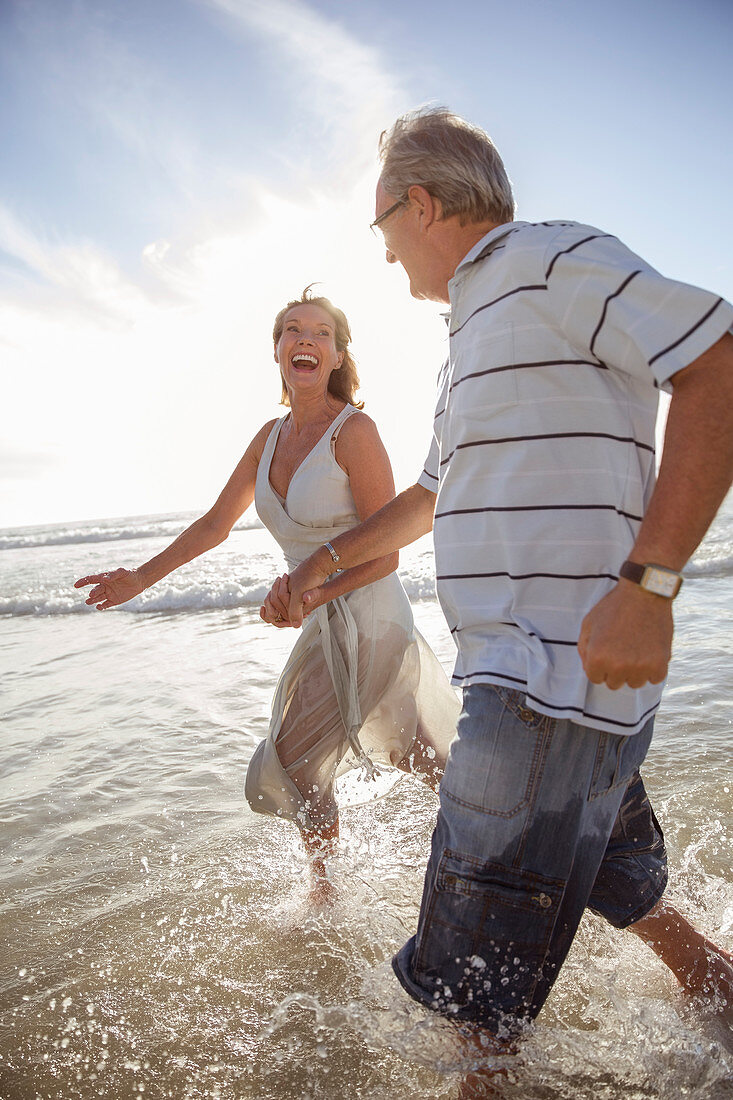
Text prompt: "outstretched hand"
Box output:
[[74, 568, 144, 610], [578, 581, 673, 690]]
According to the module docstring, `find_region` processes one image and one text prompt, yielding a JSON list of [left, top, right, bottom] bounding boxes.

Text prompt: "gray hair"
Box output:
[[378, 106, 515, 226]]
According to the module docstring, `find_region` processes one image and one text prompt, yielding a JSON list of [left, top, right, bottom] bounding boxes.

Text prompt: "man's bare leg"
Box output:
[[628, 899, 733, 1017], [456, 1027, 514, 1099]]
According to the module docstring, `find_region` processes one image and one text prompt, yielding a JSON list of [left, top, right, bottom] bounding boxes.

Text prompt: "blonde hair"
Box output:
[[273, 286, 363, 409], [378, 106, 515, 226]]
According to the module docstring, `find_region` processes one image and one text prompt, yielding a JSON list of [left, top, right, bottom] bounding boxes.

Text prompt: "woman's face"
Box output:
[[275, 303, 344, 402]]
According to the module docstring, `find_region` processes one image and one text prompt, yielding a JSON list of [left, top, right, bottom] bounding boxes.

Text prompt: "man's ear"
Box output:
[[407, 184, 441, 229]]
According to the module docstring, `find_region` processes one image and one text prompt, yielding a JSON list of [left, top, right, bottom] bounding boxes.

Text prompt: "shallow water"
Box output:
[[0, 511, 731, 1098]]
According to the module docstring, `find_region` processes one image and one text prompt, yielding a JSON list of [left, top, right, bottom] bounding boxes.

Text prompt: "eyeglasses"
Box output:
[[369, 196, 408, 237]]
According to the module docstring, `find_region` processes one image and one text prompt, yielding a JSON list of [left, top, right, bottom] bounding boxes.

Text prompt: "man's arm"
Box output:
[[287, 482, 436, 626], [579, 332, 733, 689]]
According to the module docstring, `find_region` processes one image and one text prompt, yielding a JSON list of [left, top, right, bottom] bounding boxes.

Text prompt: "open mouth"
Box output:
[[291, 354, 319, 372]]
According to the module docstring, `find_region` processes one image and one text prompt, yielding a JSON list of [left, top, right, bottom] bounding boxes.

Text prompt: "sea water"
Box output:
[[0, 505, 731, 1099]]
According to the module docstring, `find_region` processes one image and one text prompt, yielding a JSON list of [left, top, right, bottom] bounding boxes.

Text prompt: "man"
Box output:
[[282, 108, 733, 1038]]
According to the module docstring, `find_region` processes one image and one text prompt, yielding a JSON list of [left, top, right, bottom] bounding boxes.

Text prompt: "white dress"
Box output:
[[244, 405, 460, 831]]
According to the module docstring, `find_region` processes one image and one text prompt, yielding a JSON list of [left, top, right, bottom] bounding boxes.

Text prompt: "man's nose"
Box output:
[[386, 249, 396, 264]]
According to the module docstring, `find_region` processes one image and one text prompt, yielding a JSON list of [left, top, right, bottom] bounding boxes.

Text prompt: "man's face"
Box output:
[[374, 180, 444, 302]]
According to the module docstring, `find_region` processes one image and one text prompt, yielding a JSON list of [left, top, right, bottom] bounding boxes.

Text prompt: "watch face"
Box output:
[[643, 566, 680, 598]]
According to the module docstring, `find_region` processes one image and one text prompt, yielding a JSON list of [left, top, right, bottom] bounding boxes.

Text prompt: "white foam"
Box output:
[[0, 577, 273, 618], [0, 514, 262, 551]]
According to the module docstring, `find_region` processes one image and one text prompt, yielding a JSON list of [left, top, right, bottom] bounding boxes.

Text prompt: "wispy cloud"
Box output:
[[1, 0, 432, 527], [0, 204, 159, 326], [201, 0, 405, 176]]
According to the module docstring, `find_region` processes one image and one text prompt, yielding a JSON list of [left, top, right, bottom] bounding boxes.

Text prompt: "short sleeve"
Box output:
[[544, 229, 733, 393], [417, 435, 440, 492]]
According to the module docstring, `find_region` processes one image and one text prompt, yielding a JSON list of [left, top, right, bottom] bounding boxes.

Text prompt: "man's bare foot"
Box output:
[[458, 1067, 507, 1099], [686, 944, 733, 1019], [456, 1023, 514, 1098]]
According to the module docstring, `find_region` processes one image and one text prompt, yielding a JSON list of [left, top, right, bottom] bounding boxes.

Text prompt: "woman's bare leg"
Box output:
[[395, 724, 446, 793], [299, 814, 340, 906], [628, 899, 733, 1017]]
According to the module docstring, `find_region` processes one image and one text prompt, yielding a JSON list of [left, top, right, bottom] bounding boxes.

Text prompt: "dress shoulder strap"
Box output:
[[259, 413, 288, 470], [329, 404, 359, 446]]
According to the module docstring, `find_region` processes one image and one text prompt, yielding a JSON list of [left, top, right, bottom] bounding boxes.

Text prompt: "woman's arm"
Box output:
[[76, 420, 276, 610]]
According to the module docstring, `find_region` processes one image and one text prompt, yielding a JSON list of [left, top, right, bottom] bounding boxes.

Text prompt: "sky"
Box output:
[[1, 0, 732, 529]]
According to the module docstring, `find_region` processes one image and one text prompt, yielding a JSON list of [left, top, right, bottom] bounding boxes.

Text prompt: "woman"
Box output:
[[76, 288, 460, 900]]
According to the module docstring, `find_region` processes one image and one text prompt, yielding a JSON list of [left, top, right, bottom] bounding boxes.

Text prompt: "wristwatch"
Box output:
[[619, 560, 683, 599]]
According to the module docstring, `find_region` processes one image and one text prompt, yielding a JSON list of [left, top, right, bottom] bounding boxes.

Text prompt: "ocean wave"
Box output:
[[684, 555, 733, 579], [2, 545, 728, 619], [2, 567, 438, 619], [686, 543, 733, 579], [0, 515, 263, 552], [0, 578, 274, 618]]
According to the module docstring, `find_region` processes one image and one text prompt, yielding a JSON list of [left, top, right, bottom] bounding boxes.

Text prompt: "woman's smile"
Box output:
[[291, 352, 319, 372], [275, 302, 344, 395]]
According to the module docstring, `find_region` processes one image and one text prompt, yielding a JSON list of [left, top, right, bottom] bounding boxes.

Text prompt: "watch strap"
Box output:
[[619, 559, 683, 599], [619, 560, 646, 585]]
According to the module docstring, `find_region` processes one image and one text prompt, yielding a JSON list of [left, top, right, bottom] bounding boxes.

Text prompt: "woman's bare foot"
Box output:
[[300, 817, 339, 908], [307, 854, 338, 907]]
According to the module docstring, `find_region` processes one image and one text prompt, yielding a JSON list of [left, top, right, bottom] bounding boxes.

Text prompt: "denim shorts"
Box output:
[[392, 684, 667, 1032]]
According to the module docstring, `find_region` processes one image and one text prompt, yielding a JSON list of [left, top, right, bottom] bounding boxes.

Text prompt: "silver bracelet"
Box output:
[[323, 541, 340, 564]]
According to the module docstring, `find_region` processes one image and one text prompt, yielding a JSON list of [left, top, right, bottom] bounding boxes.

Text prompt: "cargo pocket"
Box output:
[[588, 732, 629, 800], [441, 685, 553, 817], [412, 848, 565, 1018]]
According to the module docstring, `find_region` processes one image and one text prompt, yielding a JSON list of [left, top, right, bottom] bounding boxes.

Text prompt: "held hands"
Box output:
[[74, 567, 145, 610], [260, 566, 331, 629], [260, 574, 292, 627], [578, 580, 673, 690], [287, 557, 331, 628]]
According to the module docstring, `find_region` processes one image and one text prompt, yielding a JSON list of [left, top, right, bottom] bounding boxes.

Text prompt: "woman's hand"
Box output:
[[74, 568, 145, 610], [260, 574, 294, 628]]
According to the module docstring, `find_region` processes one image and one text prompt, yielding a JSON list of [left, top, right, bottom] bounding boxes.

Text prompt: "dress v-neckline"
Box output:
[[268, 405, 349, 504]]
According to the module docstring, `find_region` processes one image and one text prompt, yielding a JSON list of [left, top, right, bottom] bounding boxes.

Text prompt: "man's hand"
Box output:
[[288, 555, 332, 627], [578, 581, 673, 689]]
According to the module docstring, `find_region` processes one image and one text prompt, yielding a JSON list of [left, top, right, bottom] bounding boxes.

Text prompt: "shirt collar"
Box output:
[[453, 221, 524, 275]]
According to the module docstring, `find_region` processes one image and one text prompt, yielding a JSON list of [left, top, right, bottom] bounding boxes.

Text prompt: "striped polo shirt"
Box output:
[[418, 220, 733, 735]]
